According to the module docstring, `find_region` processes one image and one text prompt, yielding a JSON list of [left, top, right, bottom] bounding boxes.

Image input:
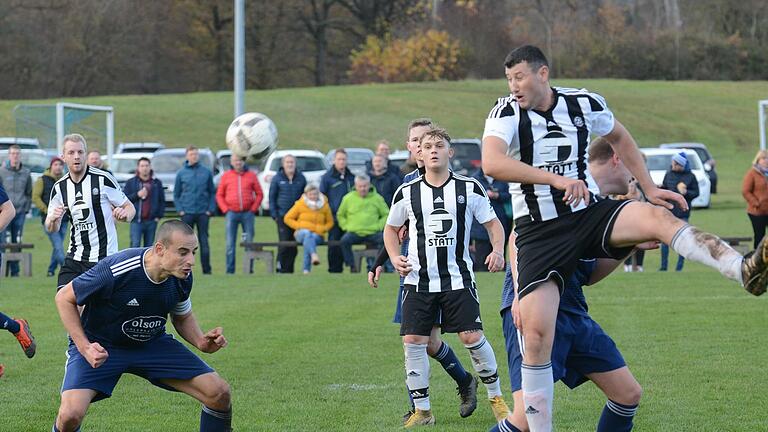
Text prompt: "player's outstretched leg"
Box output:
[[460, 331, 510, 421], [162, 373, 232, 432], [403, 341, 435, 427], [1, 312, 35, 358], [427, 327, 477, 418], [54, 389, 97, 432], [589, 367, 642, 432]]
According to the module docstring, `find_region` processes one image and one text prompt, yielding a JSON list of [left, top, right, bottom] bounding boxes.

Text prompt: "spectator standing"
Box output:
[[742, 149, 768, 249], [32, 156, 67, 276], [0, 145, 32, 277], [269, 155, 306, 273], [320, 149, 355, 273], [216, 154, 263, 274], [123, 157, 165, 248], [337, 174, 389, 272], [368, 154, 400, 206], [283, 184, 334, 274], [174, 146, 216, 274], [659, 152, 699, 271], [86, 150, 112, 175], [469, 168, 510, 271], [366, 139, 402, 179]]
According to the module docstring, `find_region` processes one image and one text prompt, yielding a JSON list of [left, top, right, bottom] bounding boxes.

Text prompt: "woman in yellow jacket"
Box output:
[[283, 184, 335, 274]]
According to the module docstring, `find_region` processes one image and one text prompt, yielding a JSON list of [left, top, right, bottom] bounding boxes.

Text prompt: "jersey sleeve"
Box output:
[[71, 260, 115, 305], [47, 183, 63, 217], [171, 274, 194, 316], [468, 180, 497, 224], [386, 185, 409, 227], [0, 184, 8, 205], [482, 96, 517, 144], [103, 175, 129, 206], [582, 90, 615, 136]]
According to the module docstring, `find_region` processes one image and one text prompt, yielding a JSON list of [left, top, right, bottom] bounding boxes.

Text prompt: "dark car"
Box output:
[[659, 142, 718, 193]]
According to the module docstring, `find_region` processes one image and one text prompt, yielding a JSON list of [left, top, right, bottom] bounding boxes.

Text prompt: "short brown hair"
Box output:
[[406, 118, 433, 140], [8, 144, 20, 152], [588, 137, 614, 164], [419, 126, 451, 146], [185, 145, 198, 154], [334, 148, 347, 156], [156, 219, 195, 246]]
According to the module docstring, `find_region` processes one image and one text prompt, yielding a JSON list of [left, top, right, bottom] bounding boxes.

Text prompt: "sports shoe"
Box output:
[[457, 375, 478, 418], [402, 409, 415, 425], [13, 319, 36, 358], [742, 236, 768, 296], [489, 396, 511, 422], [402, 409, 434, 428]]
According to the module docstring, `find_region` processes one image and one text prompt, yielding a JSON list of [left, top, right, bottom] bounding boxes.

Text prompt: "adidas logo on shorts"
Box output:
[[127, 298, 140, 306]]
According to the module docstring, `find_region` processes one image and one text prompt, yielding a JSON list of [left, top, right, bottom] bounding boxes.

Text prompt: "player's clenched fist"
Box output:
[[392, 255, 412, 277], [199, 327, 227, 353], [113, 206, 130, 221], [49, 205, 67, 222], [81, 342, 109, 368]]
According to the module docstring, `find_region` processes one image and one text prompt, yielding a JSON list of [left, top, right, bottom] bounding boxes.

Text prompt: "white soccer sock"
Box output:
[[521, 362, 553, 432], [670, 225, 743, 283], [404, 343, 431, 411], [465, 336, 502, 398]]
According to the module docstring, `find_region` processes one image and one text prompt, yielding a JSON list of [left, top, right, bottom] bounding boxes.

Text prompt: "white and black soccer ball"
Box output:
[[225, 112, 278, 163]]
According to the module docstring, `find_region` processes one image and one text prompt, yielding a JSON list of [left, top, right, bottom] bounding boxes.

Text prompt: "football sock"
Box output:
[[432, 341, 472, 387], [670, 225, 742, 282], [0, 312, 20, 334], [404, 343, 431, 411], [521, 362, 553, 432], [200, 405, 232, 432], [489, 418, 523, 432], [465, 336, 502, 398], [52, 424, 80, 432], [597, 399, 638, 432]]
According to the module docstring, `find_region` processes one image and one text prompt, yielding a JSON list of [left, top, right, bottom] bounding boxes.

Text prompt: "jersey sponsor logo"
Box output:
[[535, 131, 575, 175], [426, 208, 455, 247], [122, 315, 166, 342]]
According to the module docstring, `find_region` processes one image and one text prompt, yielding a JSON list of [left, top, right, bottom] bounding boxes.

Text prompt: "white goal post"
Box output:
[[760, 100, 768, 150], [56, 102, 114, 162]]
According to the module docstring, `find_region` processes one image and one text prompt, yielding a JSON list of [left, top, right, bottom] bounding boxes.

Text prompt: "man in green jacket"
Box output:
[[337, 174, 389, 272]]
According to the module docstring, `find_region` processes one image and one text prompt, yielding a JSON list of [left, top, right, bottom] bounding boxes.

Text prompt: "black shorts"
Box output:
[[400, 284, 483, 336], [57, 258, 97, 290], [514, 198, 634, 300]]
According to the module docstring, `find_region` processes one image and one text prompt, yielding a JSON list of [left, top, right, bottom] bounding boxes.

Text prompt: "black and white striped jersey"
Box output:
[[48, 166, 129, 262], [387, 172, 497, 293], [483, 86, 615, 222]]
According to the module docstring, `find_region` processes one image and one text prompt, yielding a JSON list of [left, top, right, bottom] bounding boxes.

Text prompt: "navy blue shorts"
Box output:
[[501, 308, 625, 391], [61, 334, 214, 402]]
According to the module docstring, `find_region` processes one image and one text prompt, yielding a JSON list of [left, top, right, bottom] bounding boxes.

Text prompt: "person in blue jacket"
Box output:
[[269, 155, 307, 273], [123, 157, 165, 248], [470, 168, 510, 271], [319, 149, 355, 273], [174, 146, 216, 274]]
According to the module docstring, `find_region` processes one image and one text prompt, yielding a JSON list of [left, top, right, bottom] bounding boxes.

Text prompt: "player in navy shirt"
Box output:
[[0, 183, 37, 378], [53, 220, 231, 432]]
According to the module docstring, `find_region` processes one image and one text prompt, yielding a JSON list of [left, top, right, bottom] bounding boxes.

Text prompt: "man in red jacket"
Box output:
[[216, 154, 264, 274]]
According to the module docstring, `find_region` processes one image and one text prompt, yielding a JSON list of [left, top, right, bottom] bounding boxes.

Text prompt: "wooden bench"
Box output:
[[240, 241, 379, 274], [0, 243, 35, 277], [721, 236, 752, 254]]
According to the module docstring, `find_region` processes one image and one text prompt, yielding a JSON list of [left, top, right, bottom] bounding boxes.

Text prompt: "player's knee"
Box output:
[[402, 335, 428, 345], [57, 403, 87, 430], [202, 379, 232, 411], [620, 382, 643, 406], [457, 330, 482, 345]]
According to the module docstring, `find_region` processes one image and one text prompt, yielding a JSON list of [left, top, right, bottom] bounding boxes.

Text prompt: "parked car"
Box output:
[[388, 150, 410, 173], [639, 148, 711, 208], [151, 148, 217, 213], [659, 142, 717, 193], [450, 138, 482, 176], [0, 148, 49, 185], [103, 152, 154, 189], [0, 137, 40, 150], [116, 142, 165, 154], [258, 150, 328, 211], [325, 148, 374, 176]]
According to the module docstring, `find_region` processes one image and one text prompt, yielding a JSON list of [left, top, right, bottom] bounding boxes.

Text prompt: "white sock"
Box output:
[[670, 225, 743, 283], [521, 362, 553, 432], [404, 343, 430, 411], [465, 336, 502, 398]]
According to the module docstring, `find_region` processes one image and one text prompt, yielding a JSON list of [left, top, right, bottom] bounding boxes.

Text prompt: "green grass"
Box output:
[[1, 214, 767, 431]]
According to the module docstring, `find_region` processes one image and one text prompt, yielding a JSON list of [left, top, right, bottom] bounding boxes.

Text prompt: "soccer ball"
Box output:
[[225, 112, 278, 163]]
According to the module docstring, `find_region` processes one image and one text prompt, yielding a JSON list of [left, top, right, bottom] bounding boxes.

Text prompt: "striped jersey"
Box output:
[[48, 166, 129, 262], [72, 248, 193, 347], [388, 172, 497, 292], [483, 86, 615, 222]]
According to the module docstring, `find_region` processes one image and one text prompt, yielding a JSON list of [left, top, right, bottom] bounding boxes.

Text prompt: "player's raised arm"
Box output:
[[55, 283, 109, 368], [171, 309, 227, 354]]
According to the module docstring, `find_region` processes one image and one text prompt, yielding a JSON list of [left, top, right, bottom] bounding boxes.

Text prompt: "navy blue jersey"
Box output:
[[72, 248, 193, 348], [500, 258, 595, 316], [0, 183, 8, 204]]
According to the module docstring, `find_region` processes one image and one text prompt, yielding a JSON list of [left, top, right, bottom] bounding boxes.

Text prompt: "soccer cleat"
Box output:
[[402, 409, 415, 425], [742, 236, 768, 296], [13, 319, 36, 358], [489, 396, 511, 422], [402, 409, 435, 428], [457, 375, 478, 418]]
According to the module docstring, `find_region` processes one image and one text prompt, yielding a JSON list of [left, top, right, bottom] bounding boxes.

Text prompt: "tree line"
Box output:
[[1, 0, 765, 99]]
